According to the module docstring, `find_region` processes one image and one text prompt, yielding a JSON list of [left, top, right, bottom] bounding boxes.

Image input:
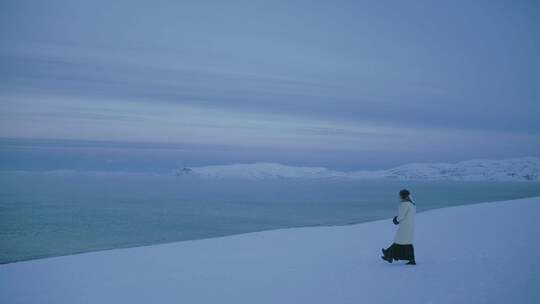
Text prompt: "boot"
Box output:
[[381, 255, 393, 263]]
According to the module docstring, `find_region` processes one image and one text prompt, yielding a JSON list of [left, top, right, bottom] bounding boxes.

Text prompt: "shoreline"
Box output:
[[2, 195, 539, 266]]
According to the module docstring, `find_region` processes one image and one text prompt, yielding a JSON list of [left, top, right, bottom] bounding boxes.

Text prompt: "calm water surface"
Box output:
[[1, 171, 539, 264]]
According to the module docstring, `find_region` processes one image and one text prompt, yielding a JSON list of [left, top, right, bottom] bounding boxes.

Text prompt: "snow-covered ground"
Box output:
[[1, 196, 539, 303], [175, 157, 540, 181]]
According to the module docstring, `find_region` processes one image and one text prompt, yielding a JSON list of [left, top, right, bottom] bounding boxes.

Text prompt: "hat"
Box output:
[[399, 189, 410, 200]]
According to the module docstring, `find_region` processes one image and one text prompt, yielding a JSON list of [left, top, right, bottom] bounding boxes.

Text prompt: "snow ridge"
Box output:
[[174, 157, 540, 181]]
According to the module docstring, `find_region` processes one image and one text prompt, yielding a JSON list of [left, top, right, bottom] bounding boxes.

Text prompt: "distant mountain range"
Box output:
[[174, 157, 540, 181]]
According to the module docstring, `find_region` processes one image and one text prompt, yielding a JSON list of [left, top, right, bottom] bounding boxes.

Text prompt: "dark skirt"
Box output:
[[383, 243, 415, 262]]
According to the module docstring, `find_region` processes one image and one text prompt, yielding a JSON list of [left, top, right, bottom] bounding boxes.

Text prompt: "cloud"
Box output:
[[1, 93, 539, 156], [1, 0, 539, 167]]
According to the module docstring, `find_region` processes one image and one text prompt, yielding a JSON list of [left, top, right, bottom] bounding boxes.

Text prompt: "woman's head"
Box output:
[[399, 189, 411, 202]]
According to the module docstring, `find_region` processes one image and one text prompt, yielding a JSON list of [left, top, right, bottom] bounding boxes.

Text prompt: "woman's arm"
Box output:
[[396, 203, 410, 223]]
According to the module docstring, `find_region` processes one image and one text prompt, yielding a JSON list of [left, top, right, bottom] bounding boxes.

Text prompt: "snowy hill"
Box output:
[[175, 162, 348, 179], [174, 157, 540, 181], [2, 196, 539, 303], [380, 157, 540, 181]]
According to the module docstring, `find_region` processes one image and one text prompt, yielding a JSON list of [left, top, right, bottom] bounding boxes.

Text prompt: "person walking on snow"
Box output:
[[382, 189, 416, 265]]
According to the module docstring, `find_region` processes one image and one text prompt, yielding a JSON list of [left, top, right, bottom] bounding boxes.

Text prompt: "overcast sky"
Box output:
[[1, 0, 539, 169]]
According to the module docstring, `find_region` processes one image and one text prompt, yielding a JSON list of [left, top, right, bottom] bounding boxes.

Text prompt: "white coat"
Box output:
[[393, 201, 416, 245]]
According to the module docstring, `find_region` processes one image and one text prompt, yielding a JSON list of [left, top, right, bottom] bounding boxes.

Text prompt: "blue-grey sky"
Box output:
[[1, 0, 539, 170]]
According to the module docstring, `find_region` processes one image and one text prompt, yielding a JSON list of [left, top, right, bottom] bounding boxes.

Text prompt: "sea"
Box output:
[[1, 170, 539, 264]]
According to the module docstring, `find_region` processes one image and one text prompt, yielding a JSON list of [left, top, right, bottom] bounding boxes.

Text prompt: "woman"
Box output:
[[381, 189, 416, 265]]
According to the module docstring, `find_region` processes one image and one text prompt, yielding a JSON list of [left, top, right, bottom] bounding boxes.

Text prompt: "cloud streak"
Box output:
[[0, 0, 539, 168], [1, 93, 539, 154]]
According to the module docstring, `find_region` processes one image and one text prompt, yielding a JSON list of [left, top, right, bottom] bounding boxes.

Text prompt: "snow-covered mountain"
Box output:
[[174, 157, 540, 181], [378, 157, 540, 181], [174, 163, 348, 179]]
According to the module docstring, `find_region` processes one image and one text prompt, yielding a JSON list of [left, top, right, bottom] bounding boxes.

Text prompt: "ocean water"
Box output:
[[1, 171, 539, 264]]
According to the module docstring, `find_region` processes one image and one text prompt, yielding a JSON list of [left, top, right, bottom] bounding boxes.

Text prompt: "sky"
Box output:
[[1, 0, 539, 170]]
